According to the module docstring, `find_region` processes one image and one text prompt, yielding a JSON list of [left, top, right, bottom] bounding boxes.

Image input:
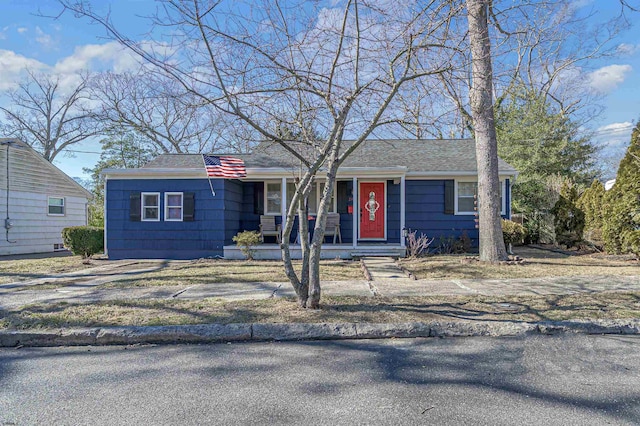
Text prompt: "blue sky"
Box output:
[[1, 0, 639, 180]]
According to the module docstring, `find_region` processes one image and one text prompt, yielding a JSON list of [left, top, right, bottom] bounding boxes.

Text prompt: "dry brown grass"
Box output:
[[3, 292, 640, 330], [0, 255, 101, 284], [399, 246, 640, 280], [103, 259, 364, 288]]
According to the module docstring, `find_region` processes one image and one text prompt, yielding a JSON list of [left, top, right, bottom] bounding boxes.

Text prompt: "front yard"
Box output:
[[102, 259, 364, 288], [1, 246, 638, 331], [3, 292, 640, 330], [399, 246, 639, 280], [0, 255, 106, 284]]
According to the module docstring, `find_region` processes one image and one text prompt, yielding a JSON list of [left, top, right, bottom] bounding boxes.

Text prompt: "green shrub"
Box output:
[[550, 183, 585, 247], [623, 230, 640, 260], [232, 230, 261, 260], [578, 179, 605, 245], [602, 120, 640, 254], [61, 226, 104, 258], [502, 219, 525, 245]]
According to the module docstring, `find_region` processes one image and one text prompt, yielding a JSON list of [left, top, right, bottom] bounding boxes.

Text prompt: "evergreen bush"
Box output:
[[61, 226, 104, 258], [577, 179, 605, 245], [602, 121, 640, 254], [502, 219, 525, 245], [550, 183, 585, 247]]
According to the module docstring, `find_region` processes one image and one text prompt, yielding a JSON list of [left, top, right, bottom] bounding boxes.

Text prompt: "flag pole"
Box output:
[[202, 154, 216, 197]]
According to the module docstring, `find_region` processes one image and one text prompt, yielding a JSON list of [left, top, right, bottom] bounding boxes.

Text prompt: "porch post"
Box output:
[[352, 177, 358, 248], [400, 175, 406, 248], [281, 177, 287, 230]]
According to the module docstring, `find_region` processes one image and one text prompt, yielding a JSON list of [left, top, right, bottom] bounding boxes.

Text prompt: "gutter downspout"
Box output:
[[2, 142, 16, 244]]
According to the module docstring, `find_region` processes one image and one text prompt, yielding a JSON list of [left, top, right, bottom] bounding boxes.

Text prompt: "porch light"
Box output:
[[402, 227, 409, 238]]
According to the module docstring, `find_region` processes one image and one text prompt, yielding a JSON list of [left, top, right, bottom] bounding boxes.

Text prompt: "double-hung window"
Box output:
[[265, 182, 282, 215], [455, 181, 505, 215], [48, 197, 65, 216], [279, 181, 336, 216], [165, 192, 184, 221], [141, 192, 160, 221]]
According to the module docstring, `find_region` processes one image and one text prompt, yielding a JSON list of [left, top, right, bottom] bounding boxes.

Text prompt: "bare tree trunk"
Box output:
[[307, 142, 341, 309], [298, 178, 311, 305], [280, 175, 313, 307], [466, 0, 508, 262]]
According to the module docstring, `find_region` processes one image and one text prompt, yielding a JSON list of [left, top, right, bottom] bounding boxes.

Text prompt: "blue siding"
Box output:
[[240, 182, 260, 232], [106, 178, 238, 259], [405, 180, 479, 247], [224, 180, 243, 244], [505, 178, 511, 219]]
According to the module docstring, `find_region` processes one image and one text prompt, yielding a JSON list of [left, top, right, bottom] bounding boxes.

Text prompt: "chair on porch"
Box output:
[[259, 215, 281, 244], [324, 212, 342, 244]]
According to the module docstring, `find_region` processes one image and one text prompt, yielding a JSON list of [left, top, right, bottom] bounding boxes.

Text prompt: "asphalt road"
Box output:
[[1, 335, 639, 425]]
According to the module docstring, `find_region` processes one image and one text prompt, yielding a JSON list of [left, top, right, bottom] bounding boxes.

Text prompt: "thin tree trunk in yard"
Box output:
[[307, 139, 342, 309], [466, 0, 508, 262]]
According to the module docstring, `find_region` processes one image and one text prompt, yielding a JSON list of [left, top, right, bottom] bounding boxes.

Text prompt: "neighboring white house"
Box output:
[[0, 139, 93, 256]]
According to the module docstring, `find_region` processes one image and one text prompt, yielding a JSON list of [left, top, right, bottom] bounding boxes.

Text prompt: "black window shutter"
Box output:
[[183, 192, 195, 221], [444, 180, 455, 214], [129, 192, 141, 221], [253, 182, 264, 215]]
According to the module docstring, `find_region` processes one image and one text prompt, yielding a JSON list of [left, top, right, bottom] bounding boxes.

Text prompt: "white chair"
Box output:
[[259, 215, 281, 243]]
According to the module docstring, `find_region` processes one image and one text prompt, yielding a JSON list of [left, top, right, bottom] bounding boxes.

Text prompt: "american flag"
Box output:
[[203, 154, 247, 178]]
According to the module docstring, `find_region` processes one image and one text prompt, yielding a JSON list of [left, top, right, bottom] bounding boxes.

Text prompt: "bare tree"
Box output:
[[63, 0, 462, 308], [90, 71, 240, 154], [414, 0, 637, 140], [465, 0, 508, 262], [0, 69, 99, 162]]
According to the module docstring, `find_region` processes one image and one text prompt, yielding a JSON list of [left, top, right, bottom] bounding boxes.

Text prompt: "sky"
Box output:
[[0, 0, 639, 181]]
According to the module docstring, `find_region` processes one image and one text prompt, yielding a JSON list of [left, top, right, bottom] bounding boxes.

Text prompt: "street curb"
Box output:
[[3, 319, 640, 347]]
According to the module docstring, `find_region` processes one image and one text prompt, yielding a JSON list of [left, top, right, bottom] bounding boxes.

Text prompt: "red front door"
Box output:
[[360, 182, 385, 239]]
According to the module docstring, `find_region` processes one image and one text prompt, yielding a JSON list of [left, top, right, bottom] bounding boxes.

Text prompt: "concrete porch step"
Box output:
[[350, 249, 406, 258]]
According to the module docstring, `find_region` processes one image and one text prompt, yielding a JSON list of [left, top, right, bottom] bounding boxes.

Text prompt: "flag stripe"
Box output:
[[203, 154, 247, 178]]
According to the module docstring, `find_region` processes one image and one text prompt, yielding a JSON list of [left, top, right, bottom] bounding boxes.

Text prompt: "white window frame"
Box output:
[[141, 192, 161, 222], [454, 179, 506, 215], [317, 181, 337, 214], [264, 181, 282, 215], [47, 196, 65, 216], [273, 180, 338, 216], [164, 192, 184, 222]]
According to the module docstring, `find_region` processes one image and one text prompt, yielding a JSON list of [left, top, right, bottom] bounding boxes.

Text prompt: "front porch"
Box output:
[[223, 243, 406, 260]]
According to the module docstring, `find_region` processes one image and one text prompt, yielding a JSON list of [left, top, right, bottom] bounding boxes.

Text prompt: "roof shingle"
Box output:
[[142, 139, 517, 174]]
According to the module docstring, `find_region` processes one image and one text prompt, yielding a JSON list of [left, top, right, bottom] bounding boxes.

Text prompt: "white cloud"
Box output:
[[594, 121, 633, 151], [35, 26, 55, 49], [53, 42, 142, 75], [596, 121, 634, 134], [588, 64, 632, 93], [617, 43, 640, 55], [0, 50, 47, 90], [17, 27, 27, 34]]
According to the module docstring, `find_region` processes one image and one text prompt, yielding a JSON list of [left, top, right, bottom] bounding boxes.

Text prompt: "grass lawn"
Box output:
[[3, 292, 640, 330], [0, 255, 102, 284], [399, 246, 640, 280], [103, 259, 364, 288]]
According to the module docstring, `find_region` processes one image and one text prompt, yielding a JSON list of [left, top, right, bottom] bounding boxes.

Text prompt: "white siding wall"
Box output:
[[0, 143, 90, 256], [0, 190, 88, 255]]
